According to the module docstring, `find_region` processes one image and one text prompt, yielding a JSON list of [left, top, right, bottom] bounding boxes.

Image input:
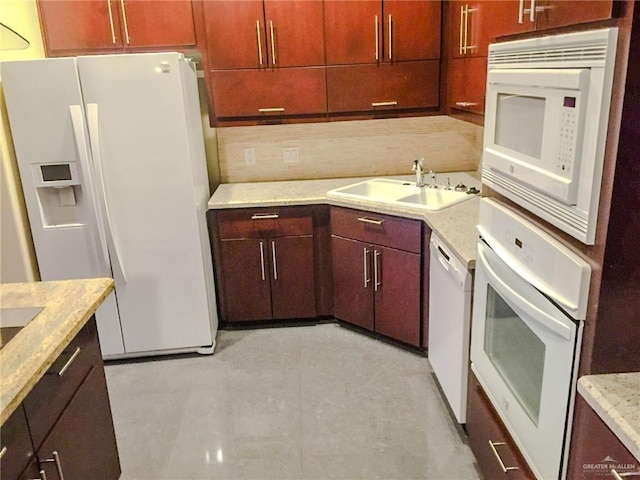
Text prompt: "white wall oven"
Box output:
[[482, 28, 618, 245], [470, 199, 591, 480]]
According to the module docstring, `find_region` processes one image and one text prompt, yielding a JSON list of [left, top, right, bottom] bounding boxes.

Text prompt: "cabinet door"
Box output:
[[450, 1, 531, 59], [332, 236, 374, 331], [38, 0, 124, 54], [38, 367, 120, 480], [324, 1, 382, 65], [269, 236, 317, 319], [219, 238, 273, 322], [263, 0, 325, 67], [119, 0, 196, 48], [326, 61, 439, 113], [210, 67, 327, 118], [448, 56, 487, 115], [0, 406, 34, 480], [204, 1, 267, 69], [373, 246, 421, 346], [533, 0, 614, 30], [466, 372, 536, 480], [383, 0, 441, 62]]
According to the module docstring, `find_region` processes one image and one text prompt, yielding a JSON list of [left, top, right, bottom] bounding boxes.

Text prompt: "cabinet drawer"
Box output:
[[0, 406, 34, 480], [218, 207, 313, 239], [326, 61, 440, 113], [22, 318, 101, 450], [467, 371, 535, 480], [330, 207, 421, 253]]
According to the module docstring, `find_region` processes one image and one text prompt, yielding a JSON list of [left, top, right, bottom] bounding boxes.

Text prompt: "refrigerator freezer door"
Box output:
[[1, 58, 125, 356], [76, 53, 214, 354]]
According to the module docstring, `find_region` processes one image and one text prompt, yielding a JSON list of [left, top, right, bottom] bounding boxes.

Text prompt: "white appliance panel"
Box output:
[[482, 28, 618, 245], [76, 54, 213, 353], [428, 234, 473, 424], [1, 58, 125, 355]]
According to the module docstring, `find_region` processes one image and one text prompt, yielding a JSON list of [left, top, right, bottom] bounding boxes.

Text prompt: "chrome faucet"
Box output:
[[412, 158, 425, 187]]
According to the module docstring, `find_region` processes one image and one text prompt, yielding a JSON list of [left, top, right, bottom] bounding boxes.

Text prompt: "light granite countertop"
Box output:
[[578, 373, 640, 461], [208, 172, 481, 268], [0, 278, 114, 425]]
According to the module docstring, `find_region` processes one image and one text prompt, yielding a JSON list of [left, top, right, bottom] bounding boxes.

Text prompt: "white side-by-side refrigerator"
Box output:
[[2, 53, 218, 358]]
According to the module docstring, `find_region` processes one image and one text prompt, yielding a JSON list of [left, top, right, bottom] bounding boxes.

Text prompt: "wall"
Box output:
[[217, 116, 483, 183], [0, 0, 45, 282]]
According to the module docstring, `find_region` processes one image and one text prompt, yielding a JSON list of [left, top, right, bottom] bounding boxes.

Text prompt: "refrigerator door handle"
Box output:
[[69, 105, 111, 275], [86, 103, 127, 283]]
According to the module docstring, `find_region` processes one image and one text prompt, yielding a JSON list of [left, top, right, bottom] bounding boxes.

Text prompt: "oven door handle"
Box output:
[[478, 243, 574, 340]]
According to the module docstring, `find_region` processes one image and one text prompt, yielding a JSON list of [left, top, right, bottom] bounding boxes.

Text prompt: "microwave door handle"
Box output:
[[477, 244, 573, 340], [69, 105, 111, 275], [86, 103, 127, 284]]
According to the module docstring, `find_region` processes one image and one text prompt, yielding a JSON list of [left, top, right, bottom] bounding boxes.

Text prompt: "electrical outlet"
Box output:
[[283, 147, 299, 164], [244, 148, 256, 166]]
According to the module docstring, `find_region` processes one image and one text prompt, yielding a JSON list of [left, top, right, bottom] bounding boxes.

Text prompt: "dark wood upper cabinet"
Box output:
[[38, 0, 198, 56], [448, 56, 487, 114], [38, 0, 124, 53], [117, 0, 197, 48], [324, 1, 384, 65], [326, 60, 439, 114], [264, 0, 326, 67], [210, 67, 327, 118], [204, 0, 324, 69], [324, 0, 441, 65], [203, 0, 266, 69], [533, 0, 615, 30]]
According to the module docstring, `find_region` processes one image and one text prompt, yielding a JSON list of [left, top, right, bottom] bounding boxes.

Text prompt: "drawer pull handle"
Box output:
[[488, 441, 519, 473], [259, 241, 266, 281], [357, 217, 384, 225], [43, 451, 65, 480], [374, 250, 381, 291], [272, 240, 278, 280], [251, 213, 279, 220], [363, 248, 370, 288], [57, 347, 81, 377], [612, 469, 640, 479], [371, 101, 397, 108], [0, 446, 6, 459], [455, 101, 478, 108], [258, 107, 285, 113]]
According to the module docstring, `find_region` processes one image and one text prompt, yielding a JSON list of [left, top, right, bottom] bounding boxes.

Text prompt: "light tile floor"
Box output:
[[105, 324, 481, 480]]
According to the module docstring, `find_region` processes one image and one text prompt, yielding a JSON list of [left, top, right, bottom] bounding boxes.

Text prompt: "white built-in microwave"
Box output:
[[482, 28, 618, 245]]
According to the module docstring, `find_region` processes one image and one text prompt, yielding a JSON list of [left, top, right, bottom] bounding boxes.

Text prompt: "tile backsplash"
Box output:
[[216, 116, 483, 183]]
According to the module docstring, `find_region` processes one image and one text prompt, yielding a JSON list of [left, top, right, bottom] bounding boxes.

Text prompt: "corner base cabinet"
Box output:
[[331, 207, 422, 347], [0, 317, 120, 480], [209, 206, 323, 323]]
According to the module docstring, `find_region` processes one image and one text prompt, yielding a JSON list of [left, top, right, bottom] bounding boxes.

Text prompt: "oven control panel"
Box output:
[[477, 198, 591, 320], [557, 101, 579, 175]]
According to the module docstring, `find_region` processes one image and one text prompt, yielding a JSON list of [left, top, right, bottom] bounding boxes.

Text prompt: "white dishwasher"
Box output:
[[428, 233, 473, 424]]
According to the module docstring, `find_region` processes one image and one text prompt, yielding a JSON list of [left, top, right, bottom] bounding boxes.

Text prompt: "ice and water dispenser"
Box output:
[[31, 161, 86, 227]]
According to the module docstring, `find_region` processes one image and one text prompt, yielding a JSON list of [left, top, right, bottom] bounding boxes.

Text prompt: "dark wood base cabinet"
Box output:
[[331, 207, 422, 347], [0, 317, 120, 480], [210, 206, 325, 324], [466, 371, 535, 480]]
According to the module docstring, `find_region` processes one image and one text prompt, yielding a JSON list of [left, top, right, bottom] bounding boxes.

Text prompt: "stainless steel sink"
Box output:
[[328, 178, 476, 211]]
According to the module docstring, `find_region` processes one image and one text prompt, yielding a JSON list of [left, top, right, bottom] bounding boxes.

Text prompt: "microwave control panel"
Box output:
[[556, 97, 579, 176]]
